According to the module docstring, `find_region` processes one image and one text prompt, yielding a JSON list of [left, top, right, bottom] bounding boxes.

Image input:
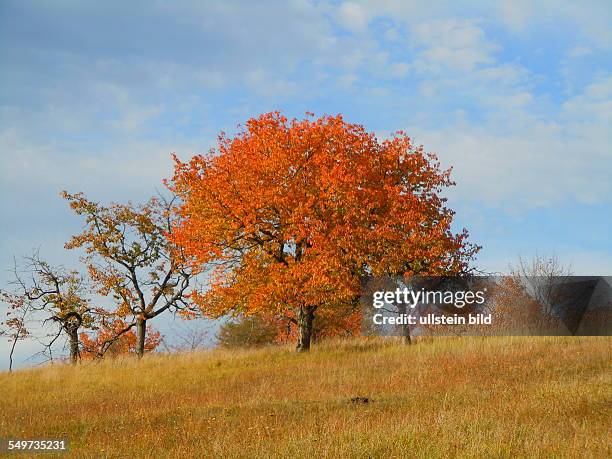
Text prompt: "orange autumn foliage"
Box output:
[[62, 191, 198, 357], [80, 320, 161, 359], [169, 112, 479, 346]]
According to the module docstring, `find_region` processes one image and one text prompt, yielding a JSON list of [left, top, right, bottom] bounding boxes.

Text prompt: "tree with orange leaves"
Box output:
[[62, 192, 199, 357], [80, 319, 161, 359], [170, 112, 479, 351]]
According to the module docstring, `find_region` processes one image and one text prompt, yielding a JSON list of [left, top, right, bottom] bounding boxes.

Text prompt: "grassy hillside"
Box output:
[[1, 337, 610, 458]]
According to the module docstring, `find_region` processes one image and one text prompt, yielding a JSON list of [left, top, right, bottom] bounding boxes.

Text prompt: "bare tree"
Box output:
[[484, 254, 577, 335], [510, 254, 573, 315], [0, 303, 29, 372], [161, 320, 211, 352], [1, 252, 95, 365]]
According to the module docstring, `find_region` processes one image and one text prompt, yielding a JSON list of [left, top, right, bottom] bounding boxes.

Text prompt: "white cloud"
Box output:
[[348, 0, 612, 51], [410, 19, 498, 73], [410, 75, 612, 209], [388, 62, 410, 78], [336, 2, 371, 33], [492, 0, 612, 50], [0, 127, 203, 202], [384, 27, 401, 42], [563, 76, 612, 123], [368, 87, 390, 97], [566, 45, 593, 59], [337, 73, 358, 89], [245, 69, 301, 97]]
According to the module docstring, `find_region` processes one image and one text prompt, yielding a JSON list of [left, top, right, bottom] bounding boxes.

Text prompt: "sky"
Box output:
[[1, 0, 611, 368]]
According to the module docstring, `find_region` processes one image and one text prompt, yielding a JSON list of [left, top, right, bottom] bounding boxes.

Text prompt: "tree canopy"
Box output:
[[169, 112, 479, 350], [62, 192, 198, 357]]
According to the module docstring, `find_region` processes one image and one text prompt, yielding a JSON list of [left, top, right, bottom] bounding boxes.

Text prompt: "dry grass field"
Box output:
[[1, 336, 611, 458]]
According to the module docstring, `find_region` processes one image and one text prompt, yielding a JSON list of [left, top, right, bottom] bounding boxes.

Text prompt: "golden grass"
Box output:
[[1, 336, 611, 458]]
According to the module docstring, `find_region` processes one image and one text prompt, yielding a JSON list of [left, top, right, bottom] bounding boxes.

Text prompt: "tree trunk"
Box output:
[[136, 317, 147, 358], [296, 306, 315, 352], [397, 303, 412, 345], [9, 331, 19, 372], [61, 312, 82, 364], [68, 328, 79, 364]]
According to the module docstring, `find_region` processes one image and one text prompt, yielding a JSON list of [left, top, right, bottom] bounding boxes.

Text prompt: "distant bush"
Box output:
[[216, 315, 278, 348]]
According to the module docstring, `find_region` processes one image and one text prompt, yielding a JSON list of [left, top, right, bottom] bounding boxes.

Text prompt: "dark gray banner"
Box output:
[[361, 276, 612, 337]]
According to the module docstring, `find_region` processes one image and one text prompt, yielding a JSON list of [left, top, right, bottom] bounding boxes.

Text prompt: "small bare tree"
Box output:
[[487, 254, 575, 335], [510, 254, 573, 315], [1, 252, 94, 365], [161, 320, 211, 352], [0, 303, 29, 372]]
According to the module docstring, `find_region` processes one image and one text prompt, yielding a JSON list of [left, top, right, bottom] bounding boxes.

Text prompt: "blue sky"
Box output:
[[1, 1, 611, 366]]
